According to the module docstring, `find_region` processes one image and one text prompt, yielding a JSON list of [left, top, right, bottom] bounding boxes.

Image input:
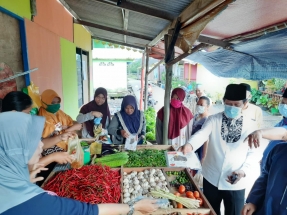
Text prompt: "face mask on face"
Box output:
[[278, 104, 287, 117], [196, 105, 205, 114], [224, 105, 242, 119], [170, 99, 182, 108], [45, 103, 61, 114]]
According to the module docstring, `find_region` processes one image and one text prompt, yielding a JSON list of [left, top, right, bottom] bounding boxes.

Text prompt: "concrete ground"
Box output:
[[128, 79, 282, 212]]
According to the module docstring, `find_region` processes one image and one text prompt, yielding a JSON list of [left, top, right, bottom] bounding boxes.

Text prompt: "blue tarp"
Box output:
[[186, 28, 287, 80]]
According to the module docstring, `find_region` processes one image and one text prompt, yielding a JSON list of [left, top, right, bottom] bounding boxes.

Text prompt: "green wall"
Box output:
[[0, 0, 31, 19], [60, 38, 78, 119]]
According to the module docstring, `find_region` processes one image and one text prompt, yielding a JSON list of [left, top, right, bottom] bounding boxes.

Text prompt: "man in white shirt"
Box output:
[[180, 84, 257, 215], [240, 83, 263, 129]]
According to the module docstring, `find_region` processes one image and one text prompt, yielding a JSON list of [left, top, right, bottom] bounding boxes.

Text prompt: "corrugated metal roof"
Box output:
[[128, 11, 170, 38], [126, 0, 194, 17], [65, 0, 123, 30], [89, 28, 125, 43]]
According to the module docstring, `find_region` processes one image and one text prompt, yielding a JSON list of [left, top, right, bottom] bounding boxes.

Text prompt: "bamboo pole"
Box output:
[[163, 34, 173, 145], [144, 46, 149, 110], [139, 52, 145, 110]]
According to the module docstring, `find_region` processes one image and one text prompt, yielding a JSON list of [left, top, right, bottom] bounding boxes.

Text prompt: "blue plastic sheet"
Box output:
[[186, 28, 287, 80]]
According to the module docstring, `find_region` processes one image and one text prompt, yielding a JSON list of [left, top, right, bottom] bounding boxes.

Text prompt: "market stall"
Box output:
[[42, 139, 216, 215]]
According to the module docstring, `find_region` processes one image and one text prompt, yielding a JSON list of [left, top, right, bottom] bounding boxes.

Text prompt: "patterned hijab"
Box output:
[[0, 112, 45, 213]]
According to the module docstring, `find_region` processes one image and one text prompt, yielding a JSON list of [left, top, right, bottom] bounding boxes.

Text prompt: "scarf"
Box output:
[[157, 88, 193, 139], [119, 95, 141, 134], [80, 87, 111, 137], [0, 112, 45, 213], [40, 89, 61, 107]]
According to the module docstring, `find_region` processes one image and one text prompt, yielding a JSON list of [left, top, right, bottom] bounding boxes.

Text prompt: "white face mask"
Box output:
[[196, 105, 205, 114]]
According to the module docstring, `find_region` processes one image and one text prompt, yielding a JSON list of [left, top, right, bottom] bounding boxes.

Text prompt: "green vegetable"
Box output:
[[124, 149, 166, 167], [168, 171, 190, 185], [80, 141, 89, 147], [93, 152, 129, 167], [144, 107, 156, 142]]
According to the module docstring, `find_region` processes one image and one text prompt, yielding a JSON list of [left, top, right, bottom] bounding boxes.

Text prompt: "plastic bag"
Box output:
[[124, 134, 138, 151], [67, 135, 84, 169], [27, 82, 41, 108], [193, 170, 203, 189], [94, 117, 103, 140]]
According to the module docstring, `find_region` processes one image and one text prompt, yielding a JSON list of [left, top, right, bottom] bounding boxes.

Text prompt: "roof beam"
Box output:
[[198, 35, 231, 48], [92, 36, 144, 50], [122, 9, 129, 43], [148, 59, 164, 75], [96, 0, 174, 21], [74, 19, 153, 41], [148, 0, 226, 46]]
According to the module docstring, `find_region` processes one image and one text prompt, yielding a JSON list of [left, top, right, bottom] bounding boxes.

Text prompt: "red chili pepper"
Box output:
[[43, 165, 121, 204]]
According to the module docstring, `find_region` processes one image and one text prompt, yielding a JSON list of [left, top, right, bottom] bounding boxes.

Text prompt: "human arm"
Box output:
[[201, 140, 208, 163], [38, 152, 73, 166], [4, 193, 158, 215], [156, 117, 163, 144], [42, 132, 76, 149], [65, 123, 83, 132], [246, 127, 287, 148], [179, 117, 213, 154], [186, 118, 194, 140], [256, 108, 263, 129], [76, 112, 94, 123]]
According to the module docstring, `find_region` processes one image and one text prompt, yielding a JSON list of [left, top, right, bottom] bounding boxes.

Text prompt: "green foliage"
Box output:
[[256, 94, 269, 106], [263, 78, 286, 91], [160, 72, 186, 89], [127, 60, 141, 74], [144, 107, 156, 141], [124, 149, 166, 167], [250, 88, 262, 103], [267, 97, 280, 109]]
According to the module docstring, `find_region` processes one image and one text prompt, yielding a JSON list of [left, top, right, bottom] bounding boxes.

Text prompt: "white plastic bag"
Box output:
[[124, 134, 138, 151], [67, 135, 84, 169], [193, 170, 203, 189]]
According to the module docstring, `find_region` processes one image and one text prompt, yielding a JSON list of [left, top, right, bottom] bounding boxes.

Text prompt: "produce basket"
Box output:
[[121, 167, 216, 215]]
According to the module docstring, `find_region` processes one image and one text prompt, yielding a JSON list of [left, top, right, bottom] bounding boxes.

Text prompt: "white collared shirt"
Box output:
[[187, 112, 257, 190]]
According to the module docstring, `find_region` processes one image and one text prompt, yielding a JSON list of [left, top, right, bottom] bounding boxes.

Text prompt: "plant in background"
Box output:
[[256, 94, 269, 106], [267, 97, 280, 110], [144, 107, 156, 142], [250, 88, 262, 103], [273, 78, 285, 92]]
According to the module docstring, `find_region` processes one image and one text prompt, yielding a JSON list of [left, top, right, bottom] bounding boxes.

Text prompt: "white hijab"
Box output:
[[0, 112, 45, 213]]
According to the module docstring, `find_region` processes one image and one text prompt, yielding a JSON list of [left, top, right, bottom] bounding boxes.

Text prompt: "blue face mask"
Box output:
[[224, 105, 242, 119], [278, 104, 287, 117]]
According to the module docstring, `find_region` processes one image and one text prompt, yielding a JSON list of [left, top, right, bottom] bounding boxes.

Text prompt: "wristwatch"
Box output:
[[127, 201, 135, 215]]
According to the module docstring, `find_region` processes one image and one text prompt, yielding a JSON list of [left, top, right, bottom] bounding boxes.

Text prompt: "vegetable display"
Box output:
[[43, 165, 121, 204], [93, 152, 129, 167], [122, 169, 170, 207], [150, 189, 200, 209], [124, 149, 166, 167], [167, 171, 195, 192], [144, 107, 156, 141]]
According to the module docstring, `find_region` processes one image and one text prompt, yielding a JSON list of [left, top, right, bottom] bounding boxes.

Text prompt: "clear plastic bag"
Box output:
[[67, 135, 84, 169], [193, 170, 203, 189], [124, 134, 138, 151]]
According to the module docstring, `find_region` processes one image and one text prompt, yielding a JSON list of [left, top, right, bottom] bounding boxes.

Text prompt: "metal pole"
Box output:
[[144, 46, 149, 110], [139, 51, 145, 110], [163, 34, 173, 145]]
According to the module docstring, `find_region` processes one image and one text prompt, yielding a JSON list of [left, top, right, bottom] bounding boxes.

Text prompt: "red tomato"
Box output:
[[194, 191, 200, 198], [197, 197, 203, 206], [178, 185, 186, 194], [174, 192, 181, 197], [186, 191, 194, 198]]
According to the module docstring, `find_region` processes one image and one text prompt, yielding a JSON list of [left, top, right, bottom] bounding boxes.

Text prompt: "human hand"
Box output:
[[241, 203, 256, 215], [178, 143, 193, 155], [91, 111, 103, 118], [53, 152, 74, 164], [59, 132, 76, 141], [134, 199, 158, 214], [226, 170, 245, 185], [29, 163, 48, 183], [121, 130, 129, 138], [244, 130, 262, 148]]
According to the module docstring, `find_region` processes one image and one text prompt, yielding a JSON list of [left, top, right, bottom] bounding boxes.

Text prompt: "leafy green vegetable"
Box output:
[[144, 107, 156, 141], [124, 149, 166, 167]]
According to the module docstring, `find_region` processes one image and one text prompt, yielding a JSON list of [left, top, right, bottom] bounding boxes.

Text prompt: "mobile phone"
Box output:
[[230, 174, 238, 184]]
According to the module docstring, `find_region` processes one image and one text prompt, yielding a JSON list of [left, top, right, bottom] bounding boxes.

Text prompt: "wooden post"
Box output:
[[144, 46, 149, 110], [162, 34, 174, 145], [139, 51, 145, 110]]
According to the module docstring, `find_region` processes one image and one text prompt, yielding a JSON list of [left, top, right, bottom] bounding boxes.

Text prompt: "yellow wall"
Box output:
[[0, 0, 31, 19], [196, 64, 258, 102], [73, 24, 94, 101]]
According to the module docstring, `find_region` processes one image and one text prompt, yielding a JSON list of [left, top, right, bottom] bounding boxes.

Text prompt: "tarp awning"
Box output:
[[186, 28, 287, 80]]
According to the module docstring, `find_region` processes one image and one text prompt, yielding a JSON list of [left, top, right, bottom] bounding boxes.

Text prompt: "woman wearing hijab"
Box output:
[[156, 88, 193, 149], [108, 95, 146, 145], [0, 112, 159, 215], [38, 89, 82, 154], [1, 91, 74, 184], [76, 87, 111, 138]]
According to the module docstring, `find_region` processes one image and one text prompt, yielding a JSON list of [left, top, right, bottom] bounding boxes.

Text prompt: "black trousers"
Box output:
[[203, 178, 245, 215]]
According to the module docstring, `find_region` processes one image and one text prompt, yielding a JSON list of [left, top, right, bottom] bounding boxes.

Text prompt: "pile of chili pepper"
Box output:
[[43, 165, 121, 204]]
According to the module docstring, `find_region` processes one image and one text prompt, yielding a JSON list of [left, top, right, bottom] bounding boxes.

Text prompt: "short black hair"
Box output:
[[199, 96, 210, 106], [240, 83, 251, 92], [2, 91, 33, 112]]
